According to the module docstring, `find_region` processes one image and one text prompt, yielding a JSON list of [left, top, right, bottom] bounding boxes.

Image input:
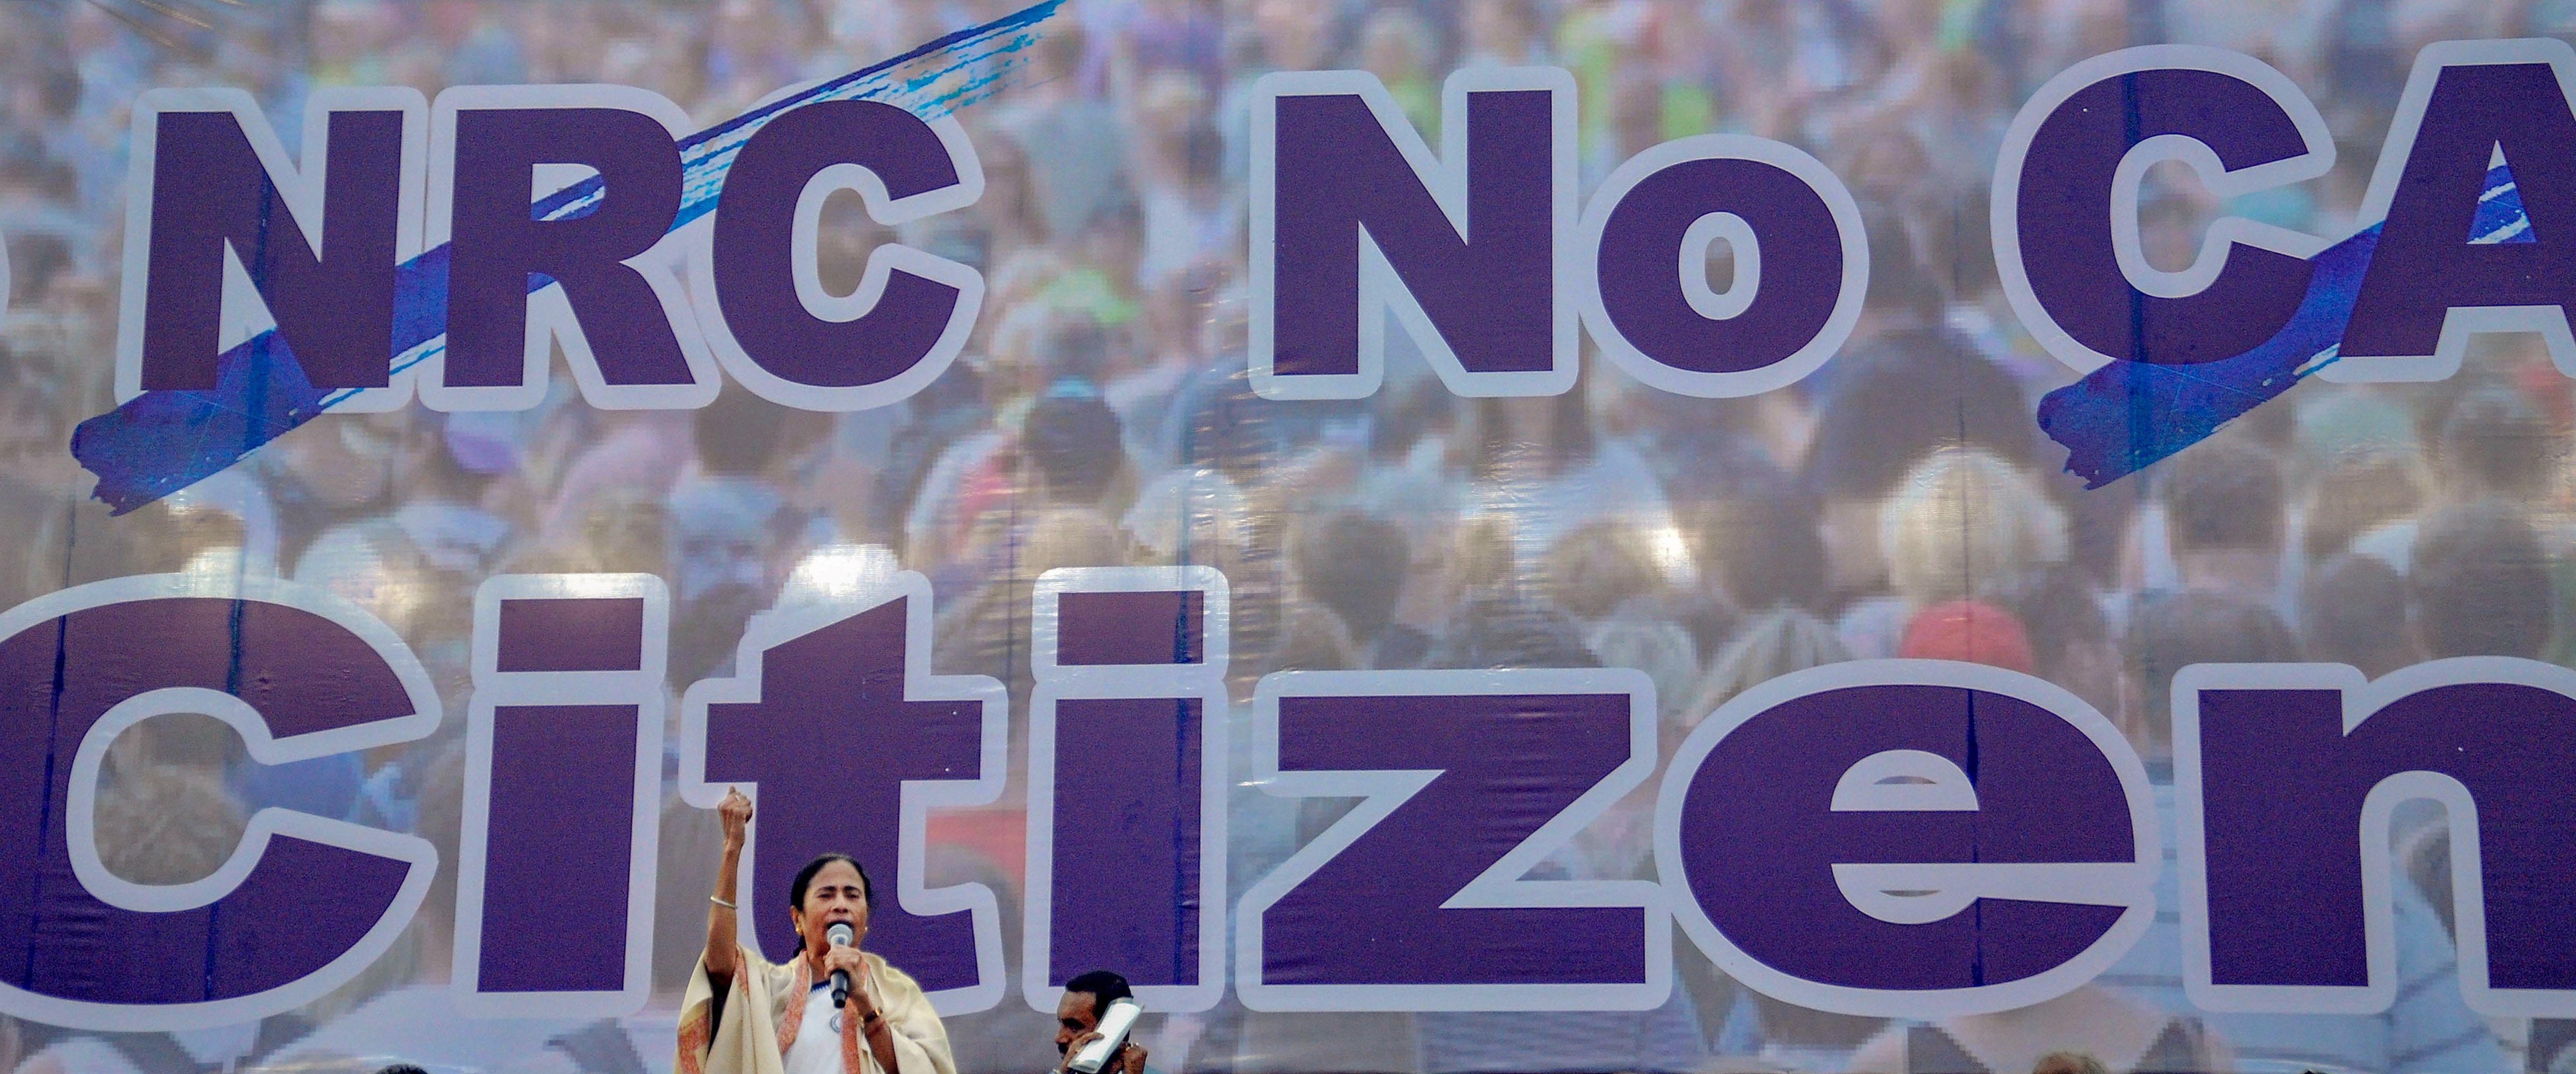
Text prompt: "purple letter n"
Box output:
[[2178, 660, 2576, 1017], [121, 89, 422, 400], [1250, 68, 1575, 401]]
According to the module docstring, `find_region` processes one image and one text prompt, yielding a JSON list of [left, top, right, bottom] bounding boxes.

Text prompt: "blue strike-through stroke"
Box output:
[[71, 0, 1062, 515], [2040, 160, 2531, 488]]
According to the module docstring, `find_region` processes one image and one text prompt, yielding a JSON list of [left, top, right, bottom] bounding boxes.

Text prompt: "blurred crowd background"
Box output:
[[4, 0, 2576, 1072]]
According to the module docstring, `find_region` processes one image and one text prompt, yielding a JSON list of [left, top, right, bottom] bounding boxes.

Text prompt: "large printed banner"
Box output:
[[3, 1, 2576, 1072]]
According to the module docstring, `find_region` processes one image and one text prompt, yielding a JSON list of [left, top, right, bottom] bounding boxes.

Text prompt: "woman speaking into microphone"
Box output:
[[680, 787, 958, 1074]]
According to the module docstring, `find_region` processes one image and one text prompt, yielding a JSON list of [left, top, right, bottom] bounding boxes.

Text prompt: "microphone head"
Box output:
[[827, 922, 855, 947]]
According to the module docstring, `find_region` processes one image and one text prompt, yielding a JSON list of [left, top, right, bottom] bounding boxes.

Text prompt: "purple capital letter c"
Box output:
[[1993, 48, 2333, 372], [698, 100, 985, 412]]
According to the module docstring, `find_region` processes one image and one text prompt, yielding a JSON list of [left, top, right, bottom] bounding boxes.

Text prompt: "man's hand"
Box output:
[[1054, 1034, 1099, 1074], [1055, 1034, 1146, 1074], [718, 787, 753, 849], [824, 945, 876, 1018]]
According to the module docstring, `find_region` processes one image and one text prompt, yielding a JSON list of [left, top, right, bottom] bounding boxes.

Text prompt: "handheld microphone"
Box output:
[[1070, 997, 1143, 1074], [826, 923, 855, 1007]]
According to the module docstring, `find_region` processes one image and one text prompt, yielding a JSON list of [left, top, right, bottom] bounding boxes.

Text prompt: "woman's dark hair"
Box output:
[[1063, 969, 1134, 1015], [788, 853, 874, 914]]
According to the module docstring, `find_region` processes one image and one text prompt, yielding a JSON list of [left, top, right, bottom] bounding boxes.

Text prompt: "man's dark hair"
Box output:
[[1860, 204, 1946, 324], [1368, 379, 1454, 463], [6, 232, 72, 306], [2439, 386, 2555, 498], [694, 389, 787, 476], [2127, 591, 2302, 749], [788, 853, 873, 912], [1294, 512, 1409, 642], [1062, 969, 1133, 1017], [2301, 552, 2419, 677], [2412, 501, 2551, 659], [1690, 452, 1826, 612], [2161, 439, 2284, 554], [1023, 394, 1125, 504], [1043, 316, 1114, 385], [1802, 328, 2033, 502], [2006, 564, 2108, 681], [1425, 593, 1601, 670]]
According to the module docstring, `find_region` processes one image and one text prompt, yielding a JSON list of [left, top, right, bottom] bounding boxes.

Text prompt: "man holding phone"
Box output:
[[1053, 971, 1148, 1074]]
